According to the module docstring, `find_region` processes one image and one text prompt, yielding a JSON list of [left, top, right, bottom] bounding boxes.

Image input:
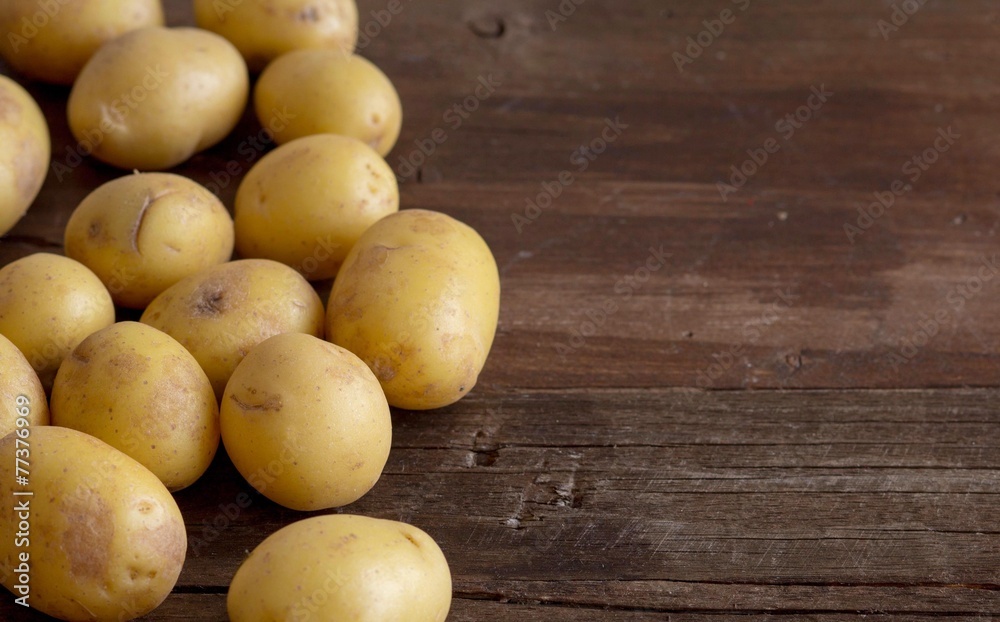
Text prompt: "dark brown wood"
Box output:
[[2, 0, 1000, 619]]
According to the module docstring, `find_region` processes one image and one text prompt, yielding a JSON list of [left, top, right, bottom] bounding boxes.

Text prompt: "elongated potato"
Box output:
[[68, 26, 249, 170], [0, 426, 187, 621], [228, 515, 451, 622], [326, 210, 500, 410]]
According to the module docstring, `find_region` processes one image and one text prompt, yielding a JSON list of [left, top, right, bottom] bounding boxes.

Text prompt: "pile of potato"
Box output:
[[0, 1, 499, 619]]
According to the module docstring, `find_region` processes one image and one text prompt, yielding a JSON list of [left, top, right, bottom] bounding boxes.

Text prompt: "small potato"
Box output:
[[0, 426, 187, 621], [0, 253, 115, 389], [0, 0, 164, 84], [327, 210, 500, 410], [65, 172, 235, 308], [228, 515, 452, 622], [255, 50, 402, 156], [235, 134, 398, 280], [0, 333, 48, 438], [68, 26, 249, 170], [0, 75, 49, 237], [194, 0, 357, 71], [141, 259, 325, 397], [51, 322, 219, 491], [221, 332, 390, 510]]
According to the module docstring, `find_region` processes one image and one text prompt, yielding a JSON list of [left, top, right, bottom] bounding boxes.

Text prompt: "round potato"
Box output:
[[194, 0, 357, 71], [235, 134, 398, 280], [221, 332, 390, 510], [0, 333, 48, 438], [228, 515, 451, 622], [0, 426, 186, 621], [65, 172, 235, 308], [68, 26, 249, 170], [0, 75, 49, 237], [51, 322, 219, 491], [0, 253, 115, 389], [0, 0, 164, 84], [327, 210, 500, 410], [255, 50, 402, 156], [140, 259, 325, 398]]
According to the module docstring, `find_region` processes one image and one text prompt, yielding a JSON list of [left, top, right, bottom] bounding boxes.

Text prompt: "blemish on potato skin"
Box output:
[[60, 491, 115, 580], [230, 392, 283, 412]]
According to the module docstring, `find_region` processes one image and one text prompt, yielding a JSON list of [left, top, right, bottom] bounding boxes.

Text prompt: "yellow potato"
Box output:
[[51, 322, 219, 491], [228, 515, 452, 622], [140, 259, 325, 397], [0, 75, 49, 237], [194, 0, 357, 72], [235, 134, 398, 280], [0, 0, 164, 84], [0, 333, 48, 438], [221, 332, 390, 510], [255, 50, 402, 156], [65, 172, 235, 308], [327, 210, 500, 410], [0, 426, 186, 621], [0, 253, 115, 389], [68, 26, 249, 170]]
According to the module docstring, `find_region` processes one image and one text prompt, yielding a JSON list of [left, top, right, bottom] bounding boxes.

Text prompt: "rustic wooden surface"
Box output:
[[3, 0, 1000, 619]]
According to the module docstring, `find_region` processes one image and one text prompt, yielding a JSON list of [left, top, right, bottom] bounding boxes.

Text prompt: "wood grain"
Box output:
[[2, 0, 1000, 619]]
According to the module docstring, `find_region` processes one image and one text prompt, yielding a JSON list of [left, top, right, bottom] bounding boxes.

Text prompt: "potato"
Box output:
[[228, 515, 451, 622], [51, 322, 219, 491], [65, 172, 235, 308], [255, 50, 402, 156], [221, 332, 390, 510], [0, 0, 164, 84], [141, 259, 325, 397], [194, 0, 357, 72], [0, 75, 49, 237], [234, 134, 398, 280], [0, 426, 186, 621], [0, 253, 115, 389], [0, 333, 48, 438], [327, 210, 500, 410], [68, 26, 249, 170]]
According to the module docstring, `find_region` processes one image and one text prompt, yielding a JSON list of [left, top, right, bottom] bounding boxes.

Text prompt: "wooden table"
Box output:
[[3, 0, 1000, 619]]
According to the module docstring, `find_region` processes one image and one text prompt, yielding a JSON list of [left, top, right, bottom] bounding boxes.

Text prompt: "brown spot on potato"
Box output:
[[88, 221, 103, 239], [409, 214, 451, 235], [60, 490, 114, 580], [192, 284, 229, 316]]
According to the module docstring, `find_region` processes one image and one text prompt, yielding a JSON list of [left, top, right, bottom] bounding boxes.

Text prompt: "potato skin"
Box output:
[[228, 515, 452, 622], [0, 253, 115, 390], [0, 75, 49, 237], [234, 134, 399, 280], [194, 0, 357, 71], [0, 0, 164, 84], [0, 426, 187, 621], [0, 333, 48, 438], [51, 322, 219, 491], [65, 172, 235, 308], [327, 210, 500, 410], [221, 332, 390, 510], [255, 50, 402, 156], [140, 259, 325, 398], [68, 26, 249, 170]]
